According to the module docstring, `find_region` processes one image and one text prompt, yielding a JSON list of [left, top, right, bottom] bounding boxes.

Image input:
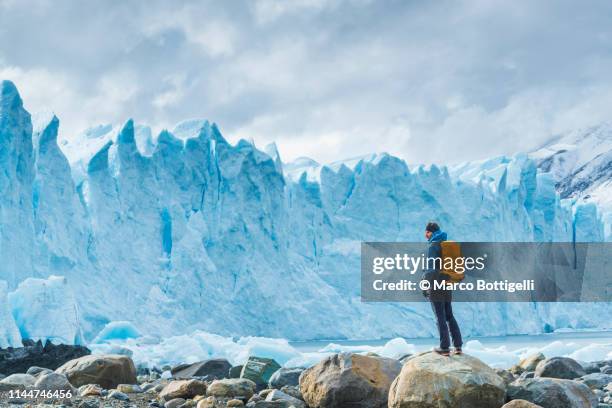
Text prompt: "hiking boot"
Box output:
[[452, 348, 463, 355], [433, 347, 450, 356]]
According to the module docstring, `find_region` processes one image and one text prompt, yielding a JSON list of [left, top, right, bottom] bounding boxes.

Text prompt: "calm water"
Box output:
[[290, 330, 612, 352]]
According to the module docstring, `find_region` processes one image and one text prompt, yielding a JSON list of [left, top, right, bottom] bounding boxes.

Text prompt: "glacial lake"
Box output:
[[290, 330, 612, 353]]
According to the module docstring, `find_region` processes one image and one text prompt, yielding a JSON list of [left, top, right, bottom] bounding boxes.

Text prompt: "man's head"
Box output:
[[425, 222, 440, 240]]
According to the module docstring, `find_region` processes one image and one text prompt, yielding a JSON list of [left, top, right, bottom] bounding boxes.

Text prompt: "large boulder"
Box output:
[[55, 354, 137, 389], [507, 378, 598, 408], [534, 357, 586, 379], [0, 373, 36, 390], [580, 362, 601, 374], [241, 357, 281, 389], [578, 372, 612, 389], [501, 400, 544, 408], [160, 379, 207, 401], [0, 340, 90, 375], [171, 359, 231, 380], [299, 352, 401, 408], [269, 367, 305, 389], [388, 351, 506, 408], [206, 378, 256, 400], [229, 365, 243, 379]]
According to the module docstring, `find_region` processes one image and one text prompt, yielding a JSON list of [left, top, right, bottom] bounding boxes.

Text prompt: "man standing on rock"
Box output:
[[422, 222, 463, 356]]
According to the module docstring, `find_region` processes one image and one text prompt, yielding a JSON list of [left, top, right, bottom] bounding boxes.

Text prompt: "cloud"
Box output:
[[152, 74, 187, 110], [141, 4, 239, 57], [0, 0, 611, 165]]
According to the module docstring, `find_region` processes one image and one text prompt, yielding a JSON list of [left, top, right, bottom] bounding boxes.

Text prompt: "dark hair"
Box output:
[[425, 222, 440, 233]]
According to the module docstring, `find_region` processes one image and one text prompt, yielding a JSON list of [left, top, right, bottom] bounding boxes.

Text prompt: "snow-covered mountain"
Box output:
[[530, 124, 612, 239], [0, 80, 610, 346]]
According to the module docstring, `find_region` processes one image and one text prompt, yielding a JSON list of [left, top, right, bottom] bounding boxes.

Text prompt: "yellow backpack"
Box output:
[[440, 241, 465, 283]]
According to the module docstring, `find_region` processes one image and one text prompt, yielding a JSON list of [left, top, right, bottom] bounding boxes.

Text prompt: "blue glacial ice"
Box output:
[[7, 275, 83, 345], [0, 80, 610, 347], [92, 321, 141, 344], [0, 280, 21, 347]]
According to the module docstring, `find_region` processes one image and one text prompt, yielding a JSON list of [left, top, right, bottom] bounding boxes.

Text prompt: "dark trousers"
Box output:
[[431, 300, 462, 350]]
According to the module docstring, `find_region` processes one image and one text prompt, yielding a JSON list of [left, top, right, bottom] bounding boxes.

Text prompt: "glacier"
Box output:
[[0, 281, 21, 348], [0, 79, 610, 347], [7, 275, 83, 345]]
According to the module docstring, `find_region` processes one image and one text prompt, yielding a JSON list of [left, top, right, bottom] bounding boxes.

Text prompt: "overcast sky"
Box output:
[[1, 0, 611, 164]]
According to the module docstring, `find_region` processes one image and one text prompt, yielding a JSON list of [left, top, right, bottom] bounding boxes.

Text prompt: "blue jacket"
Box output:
[[423, 230, 450, 300], [426, 230, 447, 272]]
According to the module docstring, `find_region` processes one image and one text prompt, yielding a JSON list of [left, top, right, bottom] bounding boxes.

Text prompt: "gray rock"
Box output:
[[160, 379, 207, 401], [108, 389, 130, 400], [507, 377, 598, 408], [79, 383, 103, 396], [171, 359, 231, 380], [229, 365, 243, 379], [582, 362, 602, 374], [117, 383, 143, 393], [268, 367, 304, 389], [77, 400, 99, 408], [519, 371, 536, 380], [601, 365, 612, 375], [247, 402, 287, 408], [535, 357, 586, 379], [26, 366, 53, 377], [501, 400, 544, 407], [206, 378, 257, 400], [164, 397, 186, 408], [497, 368, 517, 385], [141, 382, 157, 391], [0, 340, 90, 376], [248, 394, 263, 403], [580, 373, 612, 389], [34, 372, 76, 392], [265, 389, 305, 408], [0, 373, 37, 388], [279, 385, 302, 400]]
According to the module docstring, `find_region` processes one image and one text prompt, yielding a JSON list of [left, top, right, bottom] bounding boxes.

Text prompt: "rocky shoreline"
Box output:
[[0, 343, 610, 408]]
